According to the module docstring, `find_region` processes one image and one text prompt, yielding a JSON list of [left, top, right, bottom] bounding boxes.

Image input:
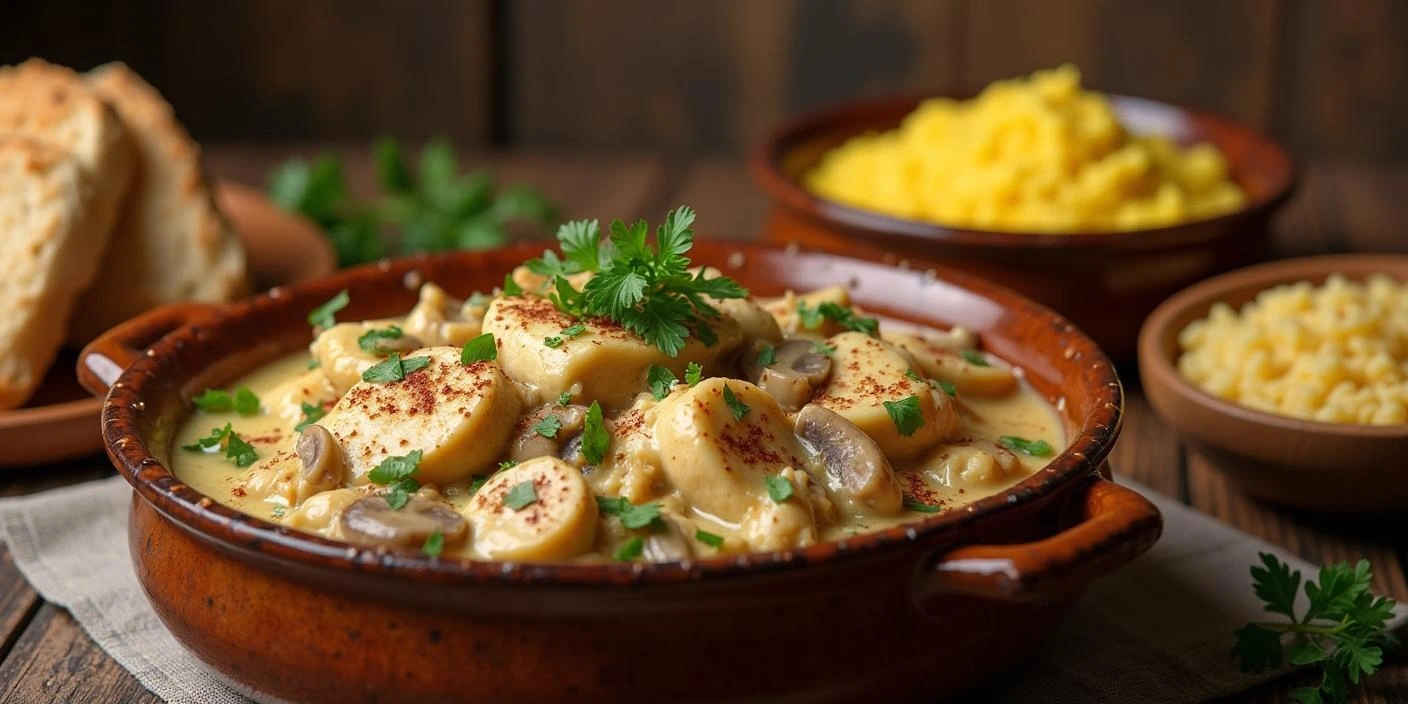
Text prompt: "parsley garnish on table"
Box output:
[[1234, 553, 1398, 703], [519, 206, 748, 357], [269, 137, 558, 268]]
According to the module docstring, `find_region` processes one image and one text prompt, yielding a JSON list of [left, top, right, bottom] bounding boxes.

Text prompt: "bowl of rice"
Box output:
[[751, 66, 1296, 360], [1139, 254, 1408, 511]]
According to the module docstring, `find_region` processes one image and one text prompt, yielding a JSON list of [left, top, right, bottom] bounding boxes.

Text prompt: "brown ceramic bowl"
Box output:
[[0, 180, 334, 469], [1139, 254, 1408, 512], [78, 243, 1160, 703], [751, 93, 1297, 361]]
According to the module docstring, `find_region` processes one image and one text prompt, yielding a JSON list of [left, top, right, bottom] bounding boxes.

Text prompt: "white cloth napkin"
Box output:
[[1, 476, 1403, 704]]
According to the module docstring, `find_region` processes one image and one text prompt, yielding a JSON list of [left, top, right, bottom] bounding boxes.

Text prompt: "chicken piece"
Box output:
[[463, 456, 596, 561], [884, 330, 1018, 398], [652, 379, 812, 532], [284, 487, 368, 534], [761, 285, 854, 338], [320, 346, 522, 485], [482, 295, 740, 409], [922, 440, 1025, 488], [262, 368, 338, 426], [811, 332, 957, 460], [402, 282, 486, 347], [738, 467, 819, 552], [310, 320, 420, 396]]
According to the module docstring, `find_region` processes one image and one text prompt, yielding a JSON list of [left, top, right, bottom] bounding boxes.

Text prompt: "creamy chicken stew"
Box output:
[[172, 209, 1064, 563]]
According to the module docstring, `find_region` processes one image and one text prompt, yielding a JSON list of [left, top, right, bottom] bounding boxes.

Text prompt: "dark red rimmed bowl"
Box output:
[[751, 93, 1297, 361], [78, 242, 1160, 703]]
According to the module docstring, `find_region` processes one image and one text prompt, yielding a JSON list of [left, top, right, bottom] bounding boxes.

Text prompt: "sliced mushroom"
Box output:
[[641, 516, 693, 563], [741, 339, 833, 412], [339, 496, 469, 550], [795, 404, 903, 516], [294, 425, 347, 502], [510, 404, 588, 462]]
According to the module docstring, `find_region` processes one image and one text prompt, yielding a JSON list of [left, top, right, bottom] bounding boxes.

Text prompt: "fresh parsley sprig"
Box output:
[[1234, 553, 1398, 704], [522, 206, 748, 357]]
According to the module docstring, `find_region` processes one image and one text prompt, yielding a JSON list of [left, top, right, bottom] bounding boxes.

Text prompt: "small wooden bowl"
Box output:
[[751, 93, 1297, 361], [1139, 254, 1408, 512], [0, 180, 333, 468]]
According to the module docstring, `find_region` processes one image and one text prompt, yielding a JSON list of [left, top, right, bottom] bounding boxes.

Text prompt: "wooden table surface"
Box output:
[[1, 148, 1406, 703]]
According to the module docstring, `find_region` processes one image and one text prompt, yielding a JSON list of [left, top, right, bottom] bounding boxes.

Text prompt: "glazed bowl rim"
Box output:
[[100, 241, 1123, 587], [1138, 252, 1408, 440], [750, 91, 1298, 250]]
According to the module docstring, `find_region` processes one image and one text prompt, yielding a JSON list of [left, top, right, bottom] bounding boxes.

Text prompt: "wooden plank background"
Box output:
[[4, 0, 1406, 160]]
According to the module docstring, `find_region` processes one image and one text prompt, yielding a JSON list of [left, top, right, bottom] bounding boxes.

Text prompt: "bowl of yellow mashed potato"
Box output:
[[1139, 254, 1408, 512], [752, 66, 1295, 359]]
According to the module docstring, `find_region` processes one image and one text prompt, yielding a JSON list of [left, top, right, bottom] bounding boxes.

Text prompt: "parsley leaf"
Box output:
[[811, 340, 836, 355], [581, 401, 610, 464], [367, 450, 423, 509], [904, 496, 942, 513], [192, 387, 261, 416], [935, 379, 958, 397], [308, 290, 349, 329], [524, 207, 748, 357], [182, 423, 259, 467], [362, 353, 431, 383], [461, 333, 497, 364], [796, 302, 824, 329], [1000, 436, 1054, 457], [694, 530, 725, 548], [357, 325, 404, 354], [883, 395, 924, 436], [595, 496, 663, 530], [646, 365, 678, 400], [614, 536, 644, 561], [543, 336, 565, 348], [422, 530, 445, 557], [533, 415, 562, 438], [468, 475, 489, 496], [756, 343, 777, 367], [764, 475, 793, 503], [1234, 553, 1398, 704], [504, 481, 538, 510], [960, 350, 990, 367], [722, 384, 750, 420], [294, 402, 326, 432], [819, 302, 879, 336], [560, 323, 587, 338], [685, 362, 703, 386], [557, 391, 572, 406], [502, 273, 523, 296]]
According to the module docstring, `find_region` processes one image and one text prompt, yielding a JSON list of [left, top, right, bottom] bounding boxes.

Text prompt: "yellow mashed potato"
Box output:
[[1178, 274, 1408, 425], [806, 65, 1246, 233]]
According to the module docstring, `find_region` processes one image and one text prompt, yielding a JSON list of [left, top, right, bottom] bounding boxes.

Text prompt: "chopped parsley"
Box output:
[[560, 323, 587, 338], [460, 332, 497, 364], [756, 343, 776, 367], [367, 449, 423, 509], [581, 401, 609, 464], [685, 362, 703, 386], [306, 358, 321, 370], [294, 402, 326, 432], [192, 387, 261, 416], [533, 414, 563, 438], [518, 206, 748, 357], [595, 496, 663, 529], [308, 289, 349, 329], [811, 340, 836, 355], [270, 505, 287, 519], [543, 335, 564, 348], [497, 460, 518, 471], [883, 395, 925, 437], [182, 423, 258, 467], [468, 475, 489, 496], [904, 496, 942, 513], [362, 353, 431, 383], [357, 325, 404, 354], [504, 480, 538, 510], [694, 530, 724, 548], [960, 350, 990, 367], [905, 368, 957, 397], [646, 365, 678, 400], [1000, 435, 1053, 457], [614, 537, 644, 561], [799, 301, 879, 336], [764, 475, 794, 503], [557, 391, 572, 406], [502, 273, 524, 296], [722, 384, 750, 420], [422, 530, 444, 557]]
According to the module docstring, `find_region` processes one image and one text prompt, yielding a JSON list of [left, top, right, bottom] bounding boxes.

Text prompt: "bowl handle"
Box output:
[[76, 303, 224, 398], [917, 477, 1162, 603]]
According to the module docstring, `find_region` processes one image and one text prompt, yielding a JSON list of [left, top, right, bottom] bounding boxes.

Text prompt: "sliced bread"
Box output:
[[67, 62, 249, 341], [0, 139, 115, 408]]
